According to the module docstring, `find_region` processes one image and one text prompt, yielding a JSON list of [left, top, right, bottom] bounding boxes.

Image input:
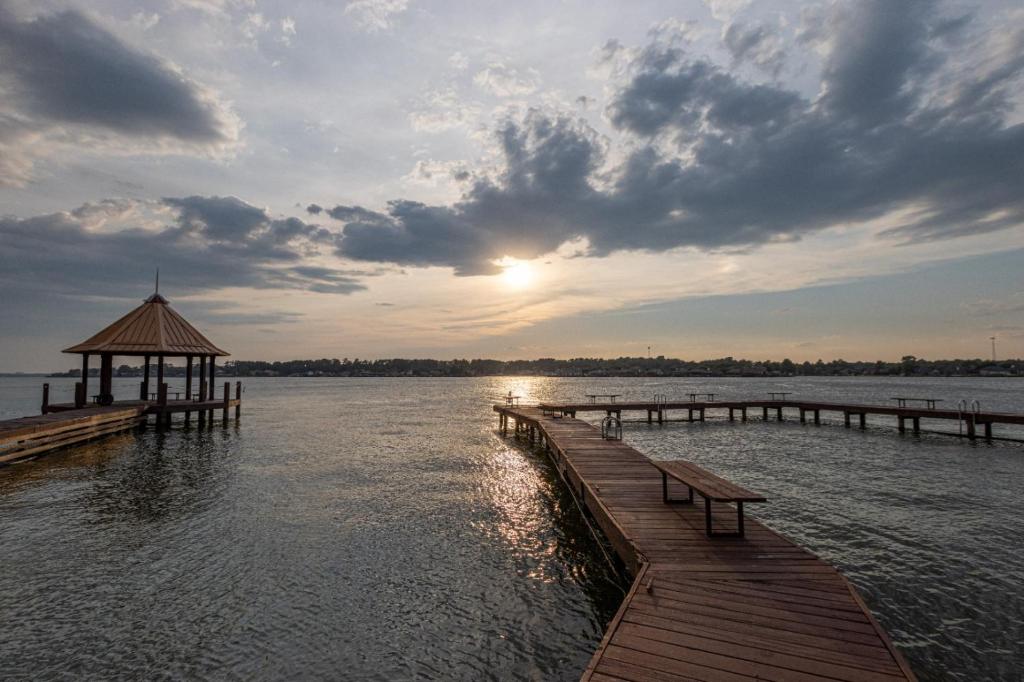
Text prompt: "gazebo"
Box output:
[[62, 289, 229, 407]]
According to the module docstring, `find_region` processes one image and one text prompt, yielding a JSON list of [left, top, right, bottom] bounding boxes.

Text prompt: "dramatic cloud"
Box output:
[[722, 20, 787, 75], [326, 0, 1024, 274], [0, 7, 239, 185], [0, 196, 364, 305]]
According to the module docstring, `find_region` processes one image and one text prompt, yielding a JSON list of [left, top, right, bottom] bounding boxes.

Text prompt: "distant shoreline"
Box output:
[[7, 354, 1023, 379]]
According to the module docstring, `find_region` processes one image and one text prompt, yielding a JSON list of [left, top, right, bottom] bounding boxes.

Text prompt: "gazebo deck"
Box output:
[[44, 398, 239, 415]]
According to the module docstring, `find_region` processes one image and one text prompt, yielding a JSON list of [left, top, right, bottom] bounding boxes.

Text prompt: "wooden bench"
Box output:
[[649, 460, 766, 538], [892, 397, 942, 409]]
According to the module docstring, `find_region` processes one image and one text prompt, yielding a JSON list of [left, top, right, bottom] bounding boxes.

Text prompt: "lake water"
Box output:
[[1, 376, 1022, 680]]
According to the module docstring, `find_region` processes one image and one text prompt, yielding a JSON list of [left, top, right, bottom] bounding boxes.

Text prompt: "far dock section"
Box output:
[[540, 397, 1024, 440], [0, 405, 145, 464], [495, 405, 916, 681], [2, 388, 243, 465]]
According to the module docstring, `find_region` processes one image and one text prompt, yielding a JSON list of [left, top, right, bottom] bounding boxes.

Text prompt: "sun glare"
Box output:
[[501, 261, 535, 289]]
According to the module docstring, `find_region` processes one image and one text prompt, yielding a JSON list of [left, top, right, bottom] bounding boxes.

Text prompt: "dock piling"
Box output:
[[41, 383, 49, 415]]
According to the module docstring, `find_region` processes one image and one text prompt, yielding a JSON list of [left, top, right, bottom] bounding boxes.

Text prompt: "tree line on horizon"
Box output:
[[48, 355, 1019, 378]]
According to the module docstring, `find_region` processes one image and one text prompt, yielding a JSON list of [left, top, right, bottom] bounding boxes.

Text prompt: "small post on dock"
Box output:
[[776, 407, 784, 421], [799, 408, 805, 424], [814, 410, 820, 425], [41, 383, 49, 414], [235, 382, 242, 419], [844, 412, 851, 428], [741, 407, 747, 422], [859, 413, 867, 429], [208, 356, 216, 423], [699, 408, 705, 422], [965, 414, 976, 440], [898, 416, 905, 433], [647, 410, 653, 424], [762, 406, 769, 420], [913, 417, 920, 434], [658, 409, 664, 424], [222, 382, 229, 425], [729, 408, 734, 421]]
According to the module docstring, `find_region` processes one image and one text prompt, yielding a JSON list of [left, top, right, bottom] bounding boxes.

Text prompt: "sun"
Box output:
[[500, 261, 535, 289]]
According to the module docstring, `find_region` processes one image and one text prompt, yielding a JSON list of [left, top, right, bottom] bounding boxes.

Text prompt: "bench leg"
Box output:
[[662, 473, 693, 504], [704, 498, 746, 538]]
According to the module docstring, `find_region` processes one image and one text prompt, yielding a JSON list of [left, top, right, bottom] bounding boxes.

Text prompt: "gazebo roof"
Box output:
[[63, 293, 229, 357]]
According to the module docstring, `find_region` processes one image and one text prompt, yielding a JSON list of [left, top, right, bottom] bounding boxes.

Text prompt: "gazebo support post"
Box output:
[[78, 354, 89, 408], [184, 355, 193, 426], [142, 355, 151, 400], [99, 353, 113, 403], [156, 354, 166, 427]]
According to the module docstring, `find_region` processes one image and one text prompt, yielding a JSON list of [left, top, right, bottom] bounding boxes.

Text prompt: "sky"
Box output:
[[1, 0, 1023, 371]]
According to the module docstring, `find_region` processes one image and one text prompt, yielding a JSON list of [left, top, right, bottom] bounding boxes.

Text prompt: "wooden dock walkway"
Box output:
[[495, 405, 916, 681], [540, 398, 1024, 440], [1, 386, 242, 464], [0, 405, 146, 464]]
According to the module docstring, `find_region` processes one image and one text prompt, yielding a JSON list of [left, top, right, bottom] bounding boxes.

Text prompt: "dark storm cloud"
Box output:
[[325, 1, 1024, 274], [0, 196, 364, 307], [0, 8, 235, 142]]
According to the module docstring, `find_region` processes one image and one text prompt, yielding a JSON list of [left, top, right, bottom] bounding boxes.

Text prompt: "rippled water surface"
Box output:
[[2, 376, 1023, 680]]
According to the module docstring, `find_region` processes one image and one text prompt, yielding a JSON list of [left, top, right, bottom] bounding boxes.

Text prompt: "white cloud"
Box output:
[[408, 89, 482, 132], [448, 51, 469, 70], [344, 0, 410, 32], [280, 16, 296, 45], [240, 12, 269, 42], [473, 63, 541, 97]]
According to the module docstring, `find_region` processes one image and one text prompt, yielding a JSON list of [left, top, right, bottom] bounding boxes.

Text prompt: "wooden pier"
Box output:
[[495, 405, 916, 681], [1, 384, 242, 465], [1, 405, 145, 464], [540, 398, 1024, 440]]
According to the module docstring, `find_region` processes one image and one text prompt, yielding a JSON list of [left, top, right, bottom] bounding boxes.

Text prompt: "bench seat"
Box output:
[[650, 459, 766, 537]]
